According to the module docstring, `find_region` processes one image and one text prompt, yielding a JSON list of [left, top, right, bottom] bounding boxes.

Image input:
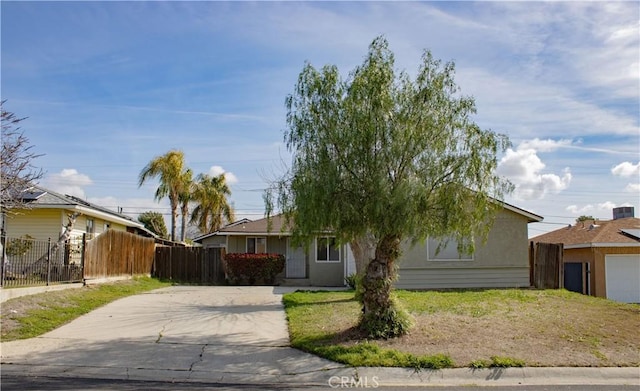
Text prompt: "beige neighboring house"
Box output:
[[531, 207, 640, 303], [195, 203, 543, 288], [3, 186, 148, 242]]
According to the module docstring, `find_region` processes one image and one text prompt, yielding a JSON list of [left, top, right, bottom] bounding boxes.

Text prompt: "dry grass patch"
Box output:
[[283, 289, 640, 368]]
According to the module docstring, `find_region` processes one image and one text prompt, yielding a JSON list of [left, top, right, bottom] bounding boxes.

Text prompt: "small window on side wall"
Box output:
[[247, 237, 267, 253], [427, 237, 473, 261], [316, 237, 340, 262]]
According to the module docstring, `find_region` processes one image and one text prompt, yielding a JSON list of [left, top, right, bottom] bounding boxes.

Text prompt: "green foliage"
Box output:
[[576, 215, 595, 222], [138, 211, 169, 239], [314, 342, 454, 369], [190, 173, 235, 234], [138, 150, 188, 242], [344, 273, 358, 290], [469, 359, 492, 369], [267, 35, 512, 251], [359, 296, 413, 339], [223, 253, 285, 285], [5, 234, 34, 256], [1, 277, 170, 341], [489, 356, 526, 368]]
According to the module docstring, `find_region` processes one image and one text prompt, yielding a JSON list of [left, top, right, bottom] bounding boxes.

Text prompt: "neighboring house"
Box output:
[[195, 202, 543, 289], [530, 207, 640, 304], [2, 186, 149, 242]]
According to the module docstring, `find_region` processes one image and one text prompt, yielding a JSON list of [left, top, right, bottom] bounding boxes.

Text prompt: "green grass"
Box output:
[[283, 290, 453, 369], [1, 276, 170, 341], [283, 288, 640, 369]]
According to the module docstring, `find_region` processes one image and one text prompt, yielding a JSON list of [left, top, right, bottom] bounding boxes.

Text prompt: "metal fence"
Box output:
[[1, 234, 84, 287]]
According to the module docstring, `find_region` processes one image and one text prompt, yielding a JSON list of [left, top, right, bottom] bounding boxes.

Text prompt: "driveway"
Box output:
[[0, 286, 348, 385]]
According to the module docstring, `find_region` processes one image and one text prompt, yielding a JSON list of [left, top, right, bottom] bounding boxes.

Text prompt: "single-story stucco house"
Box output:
[[2, 186, 151, 242], [194, 202, 543, 289], [530, 206, 640, 303]]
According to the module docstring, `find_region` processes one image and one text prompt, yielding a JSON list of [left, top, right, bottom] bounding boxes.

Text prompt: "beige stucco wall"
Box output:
[[4, 208, 128, 242], [306, 240, 345, 286], [199, 235, 227, 248], [396, 208, 531, 289], [4, 209, 65, 241]]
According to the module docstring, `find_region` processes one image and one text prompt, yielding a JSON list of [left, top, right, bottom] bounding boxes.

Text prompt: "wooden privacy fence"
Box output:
[[84, 230, 156, 279], [153, 246, 225, 284], [530, 242, 564, 289]]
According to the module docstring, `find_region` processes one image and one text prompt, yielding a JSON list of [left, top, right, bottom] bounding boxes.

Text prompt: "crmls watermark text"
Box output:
[[328, 376, 380, 388]]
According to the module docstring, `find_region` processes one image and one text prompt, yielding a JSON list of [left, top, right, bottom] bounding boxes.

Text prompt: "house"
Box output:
[[195, 202, 543, 289], [2, 186, 149, 242], [530, 207, 640, 303]]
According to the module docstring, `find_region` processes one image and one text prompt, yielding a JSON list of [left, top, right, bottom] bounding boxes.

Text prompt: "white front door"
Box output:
[[286, 239, 306, 278]]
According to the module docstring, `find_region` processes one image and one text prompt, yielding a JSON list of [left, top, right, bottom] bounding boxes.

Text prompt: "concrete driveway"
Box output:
[[0, 286, 348, 385]]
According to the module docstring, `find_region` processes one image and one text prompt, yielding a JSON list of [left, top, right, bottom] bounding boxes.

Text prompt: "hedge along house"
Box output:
[[530, 207, 640, 303], [195, 202, 543, 288]]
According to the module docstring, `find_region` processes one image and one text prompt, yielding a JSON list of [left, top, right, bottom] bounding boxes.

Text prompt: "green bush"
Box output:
[[344, 273, 358, 290], [223, 253, 285, 285]]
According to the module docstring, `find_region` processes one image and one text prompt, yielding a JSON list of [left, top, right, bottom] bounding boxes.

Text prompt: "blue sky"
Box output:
[[2, 1, 638, 238]]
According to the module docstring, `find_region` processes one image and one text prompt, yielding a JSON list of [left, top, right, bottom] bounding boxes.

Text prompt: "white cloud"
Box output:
[[208, 165, 239, 184], [44, 169, 93, 199], [625, 183, 640, 193], [498, 145, 571, 200], [518, 138, 573, 152], [566, 201, 625, 216], [611, 161, 640, 177]]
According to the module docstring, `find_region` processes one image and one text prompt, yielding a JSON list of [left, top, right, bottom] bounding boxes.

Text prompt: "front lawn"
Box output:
[[283, 289, 640, 368], [1, 277, 171, 341]]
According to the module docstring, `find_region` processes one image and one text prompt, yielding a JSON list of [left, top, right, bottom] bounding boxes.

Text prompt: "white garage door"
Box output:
[[605, 255, 640, 303]]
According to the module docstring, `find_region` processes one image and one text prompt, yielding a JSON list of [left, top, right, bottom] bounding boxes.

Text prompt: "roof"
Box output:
[[193, 215, 289, 242], [14, 186, 144, 229], [194, 201, 542, 242], [530, 217, 640, 248]]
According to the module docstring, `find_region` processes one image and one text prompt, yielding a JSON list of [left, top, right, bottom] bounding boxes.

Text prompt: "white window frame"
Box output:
[[427, 237, 474, 261], [246, 237, 267, 254], [316, 236, 340, 263]]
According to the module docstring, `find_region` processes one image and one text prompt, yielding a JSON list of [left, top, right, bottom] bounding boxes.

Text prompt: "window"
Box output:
[[86, 219, 95, 235], [427, 237, 473, 261], [247, 237, 266, 253], [316, 237, 340, 262]]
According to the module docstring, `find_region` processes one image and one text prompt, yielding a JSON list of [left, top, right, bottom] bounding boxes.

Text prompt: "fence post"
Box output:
[[0, 227, 6, 287], [46, 237, 52, 286], [81, 233, 86, 283]]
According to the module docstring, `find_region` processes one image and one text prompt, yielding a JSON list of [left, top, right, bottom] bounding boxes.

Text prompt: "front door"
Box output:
[[286, 239, 306, 278]]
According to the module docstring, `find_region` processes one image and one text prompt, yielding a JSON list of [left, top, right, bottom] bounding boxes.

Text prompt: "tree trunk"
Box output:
[[169, 199, 178, 242], [359, 234, 412, 339], [180, 203, 188, 242], [349, 233, 376, 277]]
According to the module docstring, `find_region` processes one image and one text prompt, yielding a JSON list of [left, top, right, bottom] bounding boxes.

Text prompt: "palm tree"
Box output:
[[138, 150, 187, 242], [190, 173, 235, 234], [178, 168, 193, 242]]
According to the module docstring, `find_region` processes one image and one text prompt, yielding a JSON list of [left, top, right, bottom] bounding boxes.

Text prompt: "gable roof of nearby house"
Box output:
[[194, 201, 542, 243], [15, 186, 145, 230], [531, 217, 640, 249]]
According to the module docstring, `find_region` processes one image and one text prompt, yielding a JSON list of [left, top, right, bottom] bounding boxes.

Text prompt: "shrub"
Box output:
[[223, 253, 285, 285], [344, 273, 358, 290]]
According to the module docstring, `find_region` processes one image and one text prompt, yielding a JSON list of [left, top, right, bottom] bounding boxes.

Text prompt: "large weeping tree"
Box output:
[[266, 37, 513, 339]]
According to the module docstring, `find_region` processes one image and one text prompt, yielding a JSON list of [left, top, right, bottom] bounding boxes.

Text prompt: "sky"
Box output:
[[2, 1, 638, 238]]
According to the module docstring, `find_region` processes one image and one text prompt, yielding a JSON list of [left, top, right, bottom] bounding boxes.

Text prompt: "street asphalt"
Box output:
[[1, 286, 638, 389]]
